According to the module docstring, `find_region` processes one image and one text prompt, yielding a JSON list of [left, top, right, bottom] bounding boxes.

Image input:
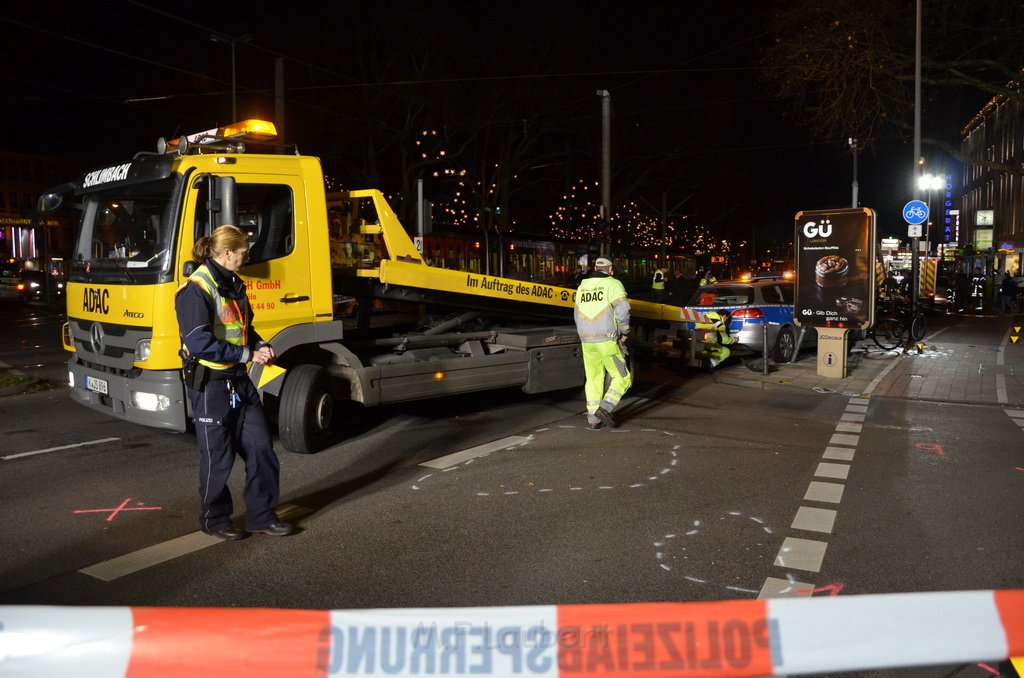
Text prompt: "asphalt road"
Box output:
[[0, 305, 1021, 677]]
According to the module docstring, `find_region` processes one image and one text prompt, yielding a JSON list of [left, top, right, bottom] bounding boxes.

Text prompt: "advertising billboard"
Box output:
[[794, 208, 876, 330]]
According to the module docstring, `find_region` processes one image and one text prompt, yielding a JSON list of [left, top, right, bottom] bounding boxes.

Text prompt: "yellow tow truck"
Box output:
[[40, 120, 729, 453]]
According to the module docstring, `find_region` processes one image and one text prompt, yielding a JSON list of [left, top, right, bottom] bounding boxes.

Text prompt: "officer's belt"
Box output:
[[207, 367, 246, 381]]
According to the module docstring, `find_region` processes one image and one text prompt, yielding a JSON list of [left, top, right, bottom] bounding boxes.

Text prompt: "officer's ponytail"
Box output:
[[192, 237, 213, 263], [192, 225, 249, 263]]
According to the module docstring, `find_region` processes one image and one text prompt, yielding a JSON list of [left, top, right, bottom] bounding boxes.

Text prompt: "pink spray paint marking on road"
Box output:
[[74, 498, 162, 522], [914, 442, 947, 457], [796, 583, 845, 596]]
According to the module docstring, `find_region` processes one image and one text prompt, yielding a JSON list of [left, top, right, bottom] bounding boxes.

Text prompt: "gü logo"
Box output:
[[803, 219, 833, 238]]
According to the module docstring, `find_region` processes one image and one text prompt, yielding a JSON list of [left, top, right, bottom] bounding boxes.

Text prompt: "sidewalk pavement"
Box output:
[[714, 312, 1024, 408]]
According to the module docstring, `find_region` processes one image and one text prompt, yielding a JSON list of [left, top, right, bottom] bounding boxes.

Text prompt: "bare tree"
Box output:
[[759, 0, 1024, 164]]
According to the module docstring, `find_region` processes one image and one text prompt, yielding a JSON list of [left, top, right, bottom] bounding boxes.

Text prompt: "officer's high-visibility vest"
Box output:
[[652, 270, 665, 291], [179, 264, 248, 371]]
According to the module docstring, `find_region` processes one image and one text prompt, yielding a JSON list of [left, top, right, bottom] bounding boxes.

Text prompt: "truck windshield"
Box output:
[[69, 176, 181, 284]]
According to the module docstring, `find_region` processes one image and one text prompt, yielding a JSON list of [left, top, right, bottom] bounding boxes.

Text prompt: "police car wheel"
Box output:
[[279, 364, 334, 454], [771, 326, 796, 363]]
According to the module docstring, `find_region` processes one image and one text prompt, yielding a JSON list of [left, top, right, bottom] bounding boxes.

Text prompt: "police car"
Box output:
[[684, 276, 813, 363]]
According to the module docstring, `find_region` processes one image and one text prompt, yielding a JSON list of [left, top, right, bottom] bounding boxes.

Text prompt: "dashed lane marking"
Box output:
[[791, 506, 838, 533], [822, 446, 855, 461], [419, 435, 531, 469], [78, 504, 311, 581], [2, 437, 121, 461], [804, 481, 844, 504], [815, 462, 851, 480], [758, 576, 813, 599], [775, 537, 828, 573], [412, 427, 681, 494], [828, 433, 860, 446]]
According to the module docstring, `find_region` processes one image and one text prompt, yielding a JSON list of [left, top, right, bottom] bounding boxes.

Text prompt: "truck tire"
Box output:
[[278, 364, 334, 454], [771, 326, 796, 363]]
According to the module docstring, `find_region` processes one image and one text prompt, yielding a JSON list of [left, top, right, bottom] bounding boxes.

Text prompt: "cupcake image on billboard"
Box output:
[[794, 208, 876, 330]]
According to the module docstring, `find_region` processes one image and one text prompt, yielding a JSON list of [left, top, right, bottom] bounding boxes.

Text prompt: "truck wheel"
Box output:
[[278, 365, 334, 454], [771, 326, 796, 363]]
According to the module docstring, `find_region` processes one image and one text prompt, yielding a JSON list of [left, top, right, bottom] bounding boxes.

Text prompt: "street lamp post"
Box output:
[[209, 33, 253, 120], [597, 89, 611, 258], [848, 137, 859, 208]]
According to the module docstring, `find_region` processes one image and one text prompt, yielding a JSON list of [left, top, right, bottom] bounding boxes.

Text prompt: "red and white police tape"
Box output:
[[1, 590, 1021, 677]]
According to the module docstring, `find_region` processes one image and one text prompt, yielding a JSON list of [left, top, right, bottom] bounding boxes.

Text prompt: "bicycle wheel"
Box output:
[[909, 312, 927, 341], [872, 316, 906, 350]]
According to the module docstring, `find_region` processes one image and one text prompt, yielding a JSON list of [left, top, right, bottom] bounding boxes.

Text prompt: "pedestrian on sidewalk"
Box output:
[[998, 271, 1016, 313]]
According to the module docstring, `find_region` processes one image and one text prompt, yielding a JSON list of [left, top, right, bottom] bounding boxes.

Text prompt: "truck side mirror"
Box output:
[[37, 183, 75, 213]]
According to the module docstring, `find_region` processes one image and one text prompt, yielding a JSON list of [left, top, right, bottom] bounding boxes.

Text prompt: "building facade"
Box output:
[[0, 150, 76, 273], [960, 77, 1024, 276]]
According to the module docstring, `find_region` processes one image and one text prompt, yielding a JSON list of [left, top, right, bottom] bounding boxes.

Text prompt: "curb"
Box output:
[[0, 376, 38, 397]]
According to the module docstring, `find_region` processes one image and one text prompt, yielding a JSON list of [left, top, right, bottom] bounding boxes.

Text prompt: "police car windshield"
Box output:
[[69, 177, 180, 284]]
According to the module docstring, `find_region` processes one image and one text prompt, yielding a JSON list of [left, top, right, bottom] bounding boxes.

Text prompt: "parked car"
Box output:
[[0, 263, 23, 307], [19, 270, 64, 302], [684, 277, 815, 363]]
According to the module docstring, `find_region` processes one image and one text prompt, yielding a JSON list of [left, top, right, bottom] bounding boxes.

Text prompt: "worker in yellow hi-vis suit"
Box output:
[[573, 257, 632, 429]]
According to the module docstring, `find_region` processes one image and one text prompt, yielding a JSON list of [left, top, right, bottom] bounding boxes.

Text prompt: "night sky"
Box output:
[[0, 2, 987, 252]]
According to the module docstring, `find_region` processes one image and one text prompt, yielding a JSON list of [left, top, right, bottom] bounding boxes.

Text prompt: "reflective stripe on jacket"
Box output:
[[652, 270, 665, 290], [574, 273, 631, 342]]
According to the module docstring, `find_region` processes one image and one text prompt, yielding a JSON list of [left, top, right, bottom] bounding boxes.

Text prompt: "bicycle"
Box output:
[[868, 296, 926, 350]]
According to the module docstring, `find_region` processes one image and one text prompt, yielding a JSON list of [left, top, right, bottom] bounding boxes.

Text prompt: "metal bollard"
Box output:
[[762, 322, 770, 375]]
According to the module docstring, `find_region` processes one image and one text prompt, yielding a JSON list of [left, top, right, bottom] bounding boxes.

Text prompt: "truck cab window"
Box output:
[[193, 182, 294, 264]]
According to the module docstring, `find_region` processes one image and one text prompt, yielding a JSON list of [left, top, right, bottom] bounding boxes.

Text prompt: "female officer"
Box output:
[[175, 225, 295, 540]]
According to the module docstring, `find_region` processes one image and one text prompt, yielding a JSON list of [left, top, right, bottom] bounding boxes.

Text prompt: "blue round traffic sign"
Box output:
[[903, 200, 929, 225]]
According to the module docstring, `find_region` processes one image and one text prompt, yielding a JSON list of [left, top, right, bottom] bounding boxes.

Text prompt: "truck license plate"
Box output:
[[85, 376, 109, 395]]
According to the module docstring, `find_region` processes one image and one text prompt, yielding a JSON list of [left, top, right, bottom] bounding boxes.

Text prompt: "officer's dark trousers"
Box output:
[[187, 376, 280, 533]]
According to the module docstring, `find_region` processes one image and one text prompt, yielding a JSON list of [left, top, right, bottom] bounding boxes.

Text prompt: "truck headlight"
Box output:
[[132, 392, 170, 411], [135, 339, 151, 362], [68, 371, 75, 388]]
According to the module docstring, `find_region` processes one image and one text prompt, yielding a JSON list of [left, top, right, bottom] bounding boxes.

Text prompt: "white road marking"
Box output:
[[791, 506, 838, 534], [759, 576, 813, 598], [79, 504, 310, 581], [2, 437, 121, 461], [840, 412, 865, 422], [419, 435, 531, 469], [80, 531, 223, 581], [774, 537, 828, 573], [804, 481, 844, 504], [822, 446, 855, 461], [829, 433, 859, 447], [815, 462, 851, 480], [835, 422, 863, 433]]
